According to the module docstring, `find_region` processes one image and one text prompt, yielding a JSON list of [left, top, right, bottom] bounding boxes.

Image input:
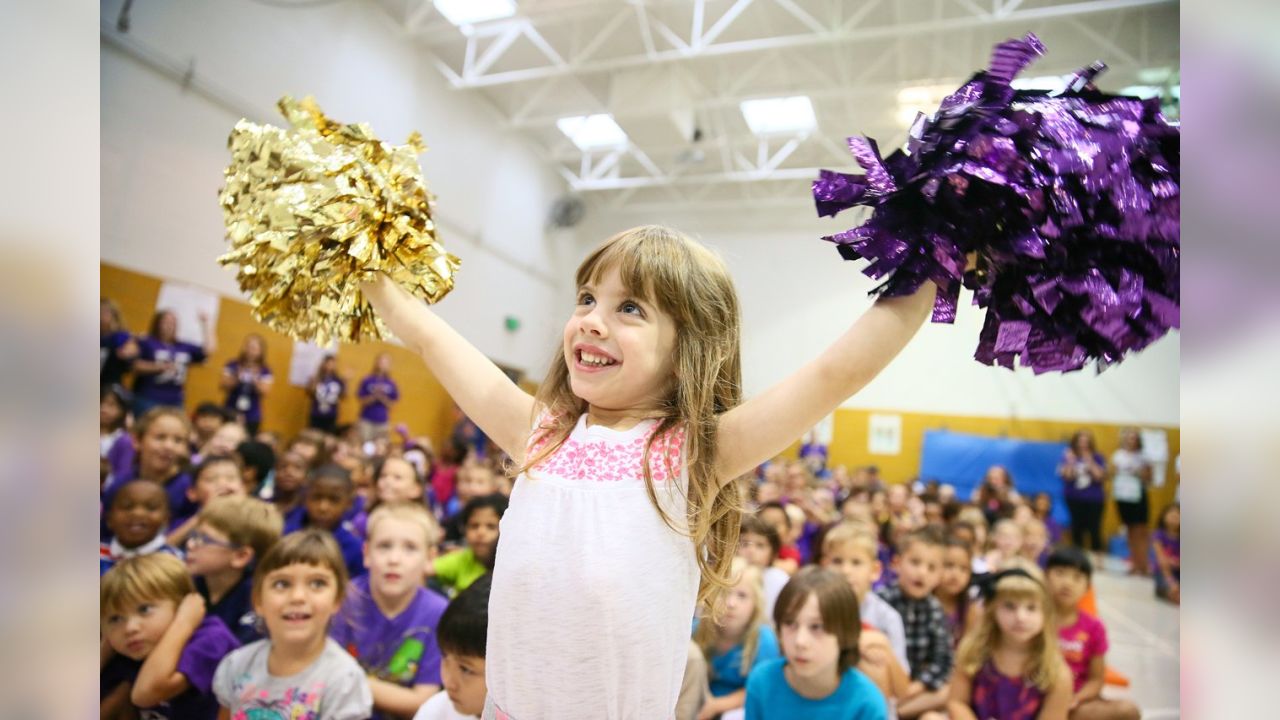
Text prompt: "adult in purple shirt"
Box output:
[[101, 298, 138, 389], [357, 352, 400, 441], [1057, 430, 1107, 561], [132, 309, 214, 415], [308, 354, 347, 432], [221, 333, 273, 434]]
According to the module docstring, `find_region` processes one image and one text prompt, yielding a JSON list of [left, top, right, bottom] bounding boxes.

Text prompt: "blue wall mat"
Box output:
[[918, 430, 1071, 528]]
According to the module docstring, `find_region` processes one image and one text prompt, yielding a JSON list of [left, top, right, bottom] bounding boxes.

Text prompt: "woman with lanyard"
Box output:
[[1057, 430, 1107, 565], [221, 333, 273, 434]]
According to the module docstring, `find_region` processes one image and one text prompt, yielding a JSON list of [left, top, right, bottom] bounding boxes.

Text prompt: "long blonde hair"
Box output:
[[693, 557, 766, 676], [955, 571, 1066, 691], [516, 226, 746, 613]]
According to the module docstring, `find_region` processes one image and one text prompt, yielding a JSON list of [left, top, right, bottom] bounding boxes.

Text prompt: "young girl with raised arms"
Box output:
[[212, 529, 372, 719], [360, 225, 937, 718], [929, 569, 1073, 720]]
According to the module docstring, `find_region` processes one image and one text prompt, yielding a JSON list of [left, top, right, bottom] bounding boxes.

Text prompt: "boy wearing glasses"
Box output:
[[184, 496, 283, 644]]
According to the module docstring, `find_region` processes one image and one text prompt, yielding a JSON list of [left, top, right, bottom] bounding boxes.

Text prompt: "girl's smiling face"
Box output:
[[254, 562, 341, 647], [376, 457, 422, 503], [138, 415, 188, 478], [563, 266, 677, 419]]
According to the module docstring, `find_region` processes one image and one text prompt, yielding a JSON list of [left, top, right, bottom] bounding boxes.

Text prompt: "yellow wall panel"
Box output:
[[825, 408, 1179, 534], [102, 263, 455, 446]]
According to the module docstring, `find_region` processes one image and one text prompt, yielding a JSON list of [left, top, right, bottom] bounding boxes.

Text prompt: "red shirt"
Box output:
[[1058, 611, 1109, 692], [778, 544, 802, 564]]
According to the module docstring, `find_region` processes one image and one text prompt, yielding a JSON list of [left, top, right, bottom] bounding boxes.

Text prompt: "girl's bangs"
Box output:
[[576, 227, 680, 306]]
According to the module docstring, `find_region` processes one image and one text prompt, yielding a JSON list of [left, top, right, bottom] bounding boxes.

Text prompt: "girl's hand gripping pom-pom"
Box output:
[[812, 33, 1179, 373], [218, 96, 460, 346]]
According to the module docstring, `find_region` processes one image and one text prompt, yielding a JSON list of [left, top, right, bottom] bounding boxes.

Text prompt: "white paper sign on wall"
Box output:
[[869, 414, 902, 455], [1141, 428, 1170, 488], [155, 281, 221, 345]]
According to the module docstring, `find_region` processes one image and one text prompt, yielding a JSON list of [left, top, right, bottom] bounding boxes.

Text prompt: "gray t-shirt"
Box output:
[[861, 590, 911, 674], [213, 637, 372, 720]]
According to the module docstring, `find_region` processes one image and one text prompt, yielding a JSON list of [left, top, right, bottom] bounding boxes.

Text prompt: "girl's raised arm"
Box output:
[[716, 282, 936, 482], [360, 273, 535, 462]]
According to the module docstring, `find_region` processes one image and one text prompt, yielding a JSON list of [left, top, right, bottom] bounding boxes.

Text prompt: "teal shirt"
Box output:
[[709, 625, 781, 697], [745, 658, 887, 720]]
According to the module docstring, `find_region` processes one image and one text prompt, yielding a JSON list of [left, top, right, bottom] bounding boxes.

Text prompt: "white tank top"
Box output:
[[485, 413, 698, 720]]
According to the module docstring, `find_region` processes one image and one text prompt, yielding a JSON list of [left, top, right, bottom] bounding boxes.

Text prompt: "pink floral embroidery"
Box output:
[[526, 414, 685, 483]]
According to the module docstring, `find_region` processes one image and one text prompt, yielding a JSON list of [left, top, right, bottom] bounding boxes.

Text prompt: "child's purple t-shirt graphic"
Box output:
[[329, 576, 448, 719]]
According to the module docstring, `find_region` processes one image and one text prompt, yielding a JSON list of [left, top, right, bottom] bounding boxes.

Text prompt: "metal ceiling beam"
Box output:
[[427, 0, 1174, 89], [568, 165, 833, 191], [503, 57, 1166, 130]]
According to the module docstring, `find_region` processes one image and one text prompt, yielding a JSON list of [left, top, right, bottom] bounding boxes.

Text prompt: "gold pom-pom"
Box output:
[[218, 96, 459, 345]]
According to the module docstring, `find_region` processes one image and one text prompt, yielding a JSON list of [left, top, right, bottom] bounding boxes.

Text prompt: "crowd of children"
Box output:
[[671, 457, 1177, 720], [100, 368, 1178, 720], [99, 368, 507, 719]]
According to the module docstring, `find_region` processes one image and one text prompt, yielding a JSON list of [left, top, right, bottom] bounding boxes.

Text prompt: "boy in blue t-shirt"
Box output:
[[745, 567, 886, 720]]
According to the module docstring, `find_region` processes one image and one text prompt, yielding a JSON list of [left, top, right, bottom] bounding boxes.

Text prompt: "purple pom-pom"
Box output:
[[812, 33, 1179, 373]]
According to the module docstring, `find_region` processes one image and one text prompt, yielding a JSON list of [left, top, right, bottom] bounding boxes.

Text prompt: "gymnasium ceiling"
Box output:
[[373, 0, 1179, 212]]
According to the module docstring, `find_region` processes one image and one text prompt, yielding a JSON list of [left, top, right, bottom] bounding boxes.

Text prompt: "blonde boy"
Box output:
[[820, 522, 910, 671], [331, 501, 449, 719], [101, 554, 240, 719]]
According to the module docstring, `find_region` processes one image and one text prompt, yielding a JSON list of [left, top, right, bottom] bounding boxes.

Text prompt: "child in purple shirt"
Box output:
[[101, 384, 135, 486], [131, 310, 213, 415], [292, 464, 366, 580], [101, 554, 240, 720], [1152, 503, 1181, 604], [101, 407, 198, 538], [331, 502, 448, 719], [101, 480, 184, 575]]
